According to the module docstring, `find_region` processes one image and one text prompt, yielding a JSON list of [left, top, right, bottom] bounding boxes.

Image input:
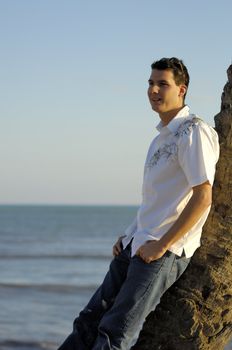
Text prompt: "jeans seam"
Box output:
[[165, 253, 177, 289]]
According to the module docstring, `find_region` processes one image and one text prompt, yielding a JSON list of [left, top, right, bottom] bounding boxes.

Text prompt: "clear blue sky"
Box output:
[[1, 0, 231, 205]]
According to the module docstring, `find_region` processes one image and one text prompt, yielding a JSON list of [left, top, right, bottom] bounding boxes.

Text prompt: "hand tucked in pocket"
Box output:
[[136, 240, 167, 263]]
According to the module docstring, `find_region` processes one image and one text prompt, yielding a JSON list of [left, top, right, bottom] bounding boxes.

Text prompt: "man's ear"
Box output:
[[179, 84, 187, 98]]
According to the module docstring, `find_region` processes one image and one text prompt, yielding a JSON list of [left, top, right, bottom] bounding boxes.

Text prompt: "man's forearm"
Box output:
[[136, 182, 212, 263], [160, 183, 212, 251]]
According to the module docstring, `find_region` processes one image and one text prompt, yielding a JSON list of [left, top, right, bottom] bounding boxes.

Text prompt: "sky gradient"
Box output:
[[1, 0, 231, 205]]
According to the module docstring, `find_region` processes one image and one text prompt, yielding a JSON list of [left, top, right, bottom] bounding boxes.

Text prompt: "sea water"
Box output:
[[0, 205, 137, 349]]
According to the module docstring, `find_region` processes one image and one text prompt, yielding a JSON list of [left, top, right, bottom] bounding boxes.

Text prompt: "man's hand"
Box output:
[[136, 240, 167, 263], [112, 235, 126, 256]]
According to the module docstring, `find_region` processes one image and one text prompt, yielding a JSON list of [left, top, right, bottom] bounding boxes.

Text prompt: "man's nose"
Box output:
[[149, 85, 159, 94]]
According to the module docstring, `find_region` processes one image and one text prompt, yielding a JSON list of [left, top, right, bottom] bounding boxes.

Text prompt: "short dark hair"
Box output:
[[151, 57, 190, 100]]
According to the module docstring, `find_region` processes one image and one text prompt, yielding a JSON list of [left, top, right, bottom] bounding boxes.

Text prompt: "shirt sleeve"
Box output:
[[177, 121, 220, 187]]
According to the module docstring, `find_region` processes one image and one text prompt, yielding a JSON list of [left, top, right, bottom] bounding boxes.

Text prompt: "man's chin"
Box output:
[[152, 105, 163, 113]]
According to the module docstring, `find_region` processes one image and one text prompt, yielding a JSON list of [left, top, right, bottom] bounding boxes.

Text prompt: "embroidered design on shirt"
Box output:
[[174, 117, 203, 137], [146, 117, 203, 169], [146, 143, 178, 168]]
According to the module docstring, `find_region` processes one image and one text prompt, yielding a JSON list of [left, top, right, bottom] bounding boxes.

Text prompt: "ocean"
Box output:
[[0, 205, 231, 350]]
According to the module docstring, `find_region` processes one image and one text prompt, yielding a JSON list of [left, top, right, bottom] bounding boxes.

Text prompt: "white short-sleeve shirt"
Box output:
[[122, 106, 220, 258]]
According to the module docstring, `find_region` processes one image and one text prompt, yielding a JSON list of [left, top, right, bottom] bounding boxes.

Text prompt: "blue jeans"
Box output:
[[58, 240, 190, 350]]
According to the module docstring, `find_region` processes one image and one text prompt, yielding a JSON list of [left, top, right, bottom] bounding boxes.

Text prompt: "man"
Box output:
[[58, 57, 220, 350]]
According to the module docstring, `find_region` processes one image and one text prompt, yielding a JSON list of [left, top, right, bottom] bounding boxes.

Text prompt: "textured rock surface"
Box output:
[[132, 65, 232, 350]]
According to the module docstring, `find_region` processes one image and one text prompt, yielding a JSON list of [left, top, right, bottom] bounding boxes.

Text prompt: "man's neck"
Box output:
[[159, 106, 185, 126]]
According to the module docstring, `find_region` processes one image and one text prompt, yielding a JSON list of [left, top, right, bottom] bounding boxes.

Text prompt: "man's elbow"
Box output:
[[192, 182, 212, 208], [202, 190, 212, 208]]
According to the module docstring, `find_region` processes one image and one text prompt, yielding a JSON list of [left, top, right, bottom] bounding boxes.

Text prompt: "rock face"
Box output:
[[133, 65, 232, 350]]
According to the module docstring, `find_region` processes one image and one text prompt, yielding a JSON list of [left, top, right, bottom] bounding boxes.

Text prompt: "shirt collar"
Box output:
[[156, 105, 190, 134]]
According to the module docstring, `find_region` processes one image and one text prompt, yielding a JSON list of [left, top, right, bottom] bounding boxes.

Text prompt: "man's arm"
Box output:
[[136, 181, 212, 263]]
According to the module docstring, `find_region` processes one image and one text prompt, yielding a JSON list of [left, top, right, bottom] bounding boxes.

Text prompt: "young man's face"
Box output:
[[147, 69, 186, 118]]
